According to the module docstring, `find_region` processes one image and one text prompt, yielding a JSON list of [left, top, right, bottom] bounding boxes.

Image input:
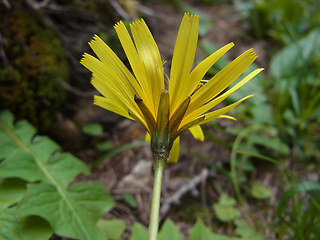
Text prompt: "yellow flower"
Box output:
[[81, 13, 263, 163]]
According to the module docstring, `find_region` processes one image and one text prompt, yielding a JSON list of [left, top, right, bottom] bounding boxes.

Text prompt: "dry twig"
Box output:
[[160, 168, 210, 219], [108, 0, 130, 20], [1, 0, 10, 8], [25, 0, 51, 10]]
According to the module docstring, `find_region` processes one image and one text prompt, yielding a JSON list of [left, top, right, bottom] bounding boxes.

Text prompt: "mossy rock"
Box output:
[[0, 9, 69, 130]]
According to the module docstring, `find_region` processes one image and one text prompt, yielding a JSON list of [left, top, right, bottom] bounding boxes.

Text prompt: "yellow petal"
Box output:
[[182, 67, 263, 126], [88, 35, 146, 101], [90, 75, 128, 108], [91, 74, 146, 127], [81, 53, 135, 106], [169, 13, 199, 112], [114, 21, 154, 114], [130, 19, 164, 114], [189, 125, 204, 141], [188, 49, 258, 114], [81, 54, 139, 115], [168, 137, 180, 163], [94, 95, 132, 119], [172, 42, 234, 114], [197, 95, 254, 125], [218, 115, 237, 121], [145, 132, 151, 141]]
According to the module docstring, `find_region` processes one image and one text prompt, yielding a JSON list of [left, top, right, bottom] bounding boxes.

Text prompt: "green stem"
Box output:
[[148, 157, 166, 240]]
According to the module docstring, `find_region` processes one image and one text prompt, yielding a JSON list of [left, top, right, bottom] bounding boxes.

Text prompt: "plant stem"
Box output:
[[148, 157, 166, 240]]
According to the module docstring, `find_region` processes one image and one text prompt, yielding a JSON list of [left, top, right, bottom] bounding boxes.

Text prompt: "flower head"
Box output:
[[81, 13, 263, 163]]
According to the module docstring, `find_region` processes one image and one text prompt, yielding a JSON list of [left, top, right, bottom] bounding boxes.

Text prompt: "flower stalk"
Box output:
[[148, 156, 166, 240]]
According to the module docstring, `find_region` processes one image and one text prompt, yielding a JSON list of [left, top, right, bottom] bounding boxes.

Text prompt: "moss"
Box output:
[[0, 10, 69, 130]]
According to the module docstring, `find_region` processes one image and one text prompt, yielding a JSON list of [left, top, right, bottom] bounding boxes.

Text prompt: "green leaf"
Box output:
[[235, 219, 265, 240], [213, 194, 240, 222], [82, 123, 103, 136], [96, 141, 114, 151], [251, 182, 272, 200], [121, 193, 137, 208], [0, 111, 115, 240], [0, 178, 26, 209], [0, 111, 89, 186], [189, 218, 216, 240], [0, 209, 52, 240], [270, 29, 320, 80], [97, 219, 126, 240], [248, 133, 290, 155], [189, 218, 241, 240], [16, 182, 114, 240], [129, 222, 148, 240], [158, 219, 184, 240]]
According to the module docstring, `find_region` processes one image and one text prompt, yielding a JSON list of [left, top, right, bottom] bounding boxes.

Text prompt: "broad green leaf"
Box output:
[[17, 182, 114, 240], [270, 29, 320, 80], [0, 178, 26, 209], [0, 111, 115, 240], [158, 219, 184, 240], [235, 219, 265, 240], [0, 209, 52, 240], [189, 218, 241, 240], [129, 222, 148, 240], [189, 218, 216, 240], [0, 111, 89, 186], [82, 123, 103, 136], [213, 194, 240, 222], [97, 219, 126, 240], [251, 182, 272, 200]]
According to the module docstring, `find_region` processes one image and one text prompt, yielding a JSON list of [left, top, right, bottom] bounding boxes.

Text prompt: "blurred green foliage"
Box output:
[[190, 1, 320, 239], [268, 29, 320, 160], [223, 0, 320, 161], [213, 193, 240, 222], [275, 182, 320, 239], [0, 10, 69, 130], [234, 0, 320, 44]]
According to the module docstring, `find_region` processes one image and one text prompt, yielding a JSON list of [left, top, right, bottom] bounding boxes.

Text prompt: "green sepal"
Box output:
[[151, 90, 172, 160], [173, 115, 205, 140], [128, 110, 150, 134], [134, 95, 156, 133], [155, 90, 169, 133], [169, 96, 190, 135]]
